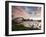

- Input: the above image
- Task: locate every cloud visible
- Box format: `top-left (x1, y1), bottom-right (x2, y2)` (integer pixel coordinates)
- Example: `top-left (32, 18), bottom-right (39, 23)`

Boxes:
top-left (12, 6), bottom-right (41, 19)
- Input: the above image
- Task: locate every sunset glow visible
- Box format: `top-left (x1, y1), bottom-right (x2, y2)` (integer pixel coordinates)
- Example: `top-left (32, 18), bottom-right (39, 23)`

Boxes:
top-left (12, 6), bottom-right (41, 19)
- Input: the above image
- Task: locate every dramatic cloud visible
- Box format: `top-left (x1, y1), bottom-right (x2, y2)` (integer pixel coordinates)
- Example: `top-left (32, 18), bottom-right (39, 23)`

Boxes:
top-left (12, 6), bottom-right (41, 19)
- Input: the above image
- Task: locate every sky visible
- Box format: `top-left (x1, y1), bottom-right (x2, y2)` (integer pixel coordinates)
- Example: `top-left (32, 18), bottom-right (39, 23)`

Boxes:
top-left (21, 6), bottom-right (41, 17)
top-left (12, 6), bottom-right (41, 19)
